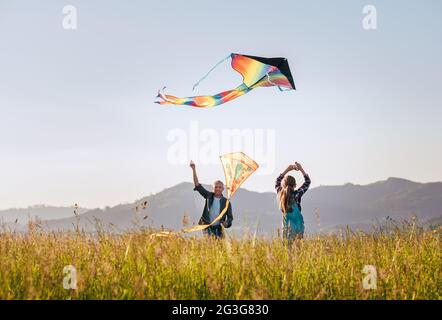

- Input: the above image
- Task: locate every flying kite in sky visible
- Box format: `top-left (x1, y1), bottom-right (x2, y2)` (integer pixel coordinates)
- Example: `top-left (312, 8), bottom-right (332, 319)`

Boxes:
top-left (151, 152), bottom-right (259, 237)
top-left (155, 53), bottom-right (296, 108)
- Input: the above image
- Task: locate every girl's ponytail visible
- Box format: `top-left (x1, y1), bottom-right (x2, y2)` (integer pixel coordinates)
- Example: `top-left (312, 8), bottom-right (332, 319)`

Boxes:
top-left (278, 175), bottom-right (296, 213)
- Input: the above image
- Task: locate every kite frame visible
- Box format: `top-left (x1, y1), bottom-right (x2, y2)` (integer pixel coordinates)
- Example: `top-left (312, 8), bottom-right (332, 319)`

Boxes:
top-left (220, 151), bottom-right (260, 200)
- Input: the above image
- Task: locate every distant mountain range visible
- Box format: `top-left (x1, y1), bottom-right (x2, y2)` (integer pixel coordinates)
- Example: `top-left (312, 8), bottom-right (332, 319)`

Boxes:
top-left (2, 177), bottom-right (441, 235)
top-left (0, 205), bottom-right (88, 225)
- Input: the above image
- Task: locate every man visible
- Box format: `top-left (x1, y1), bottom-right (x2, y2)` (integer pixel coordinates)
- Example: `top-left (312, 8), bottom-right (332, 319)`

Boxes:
top-left (190, 160), bottom-right (233, 238)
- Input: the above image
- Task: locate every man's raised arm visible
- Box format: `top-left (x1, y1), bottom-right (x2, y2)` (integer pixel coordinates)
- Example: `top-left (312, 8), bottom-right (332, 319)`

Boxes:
top-left (190, 160), bottom-right (210, 198)
top-left (190, 160), bottom-right (199, 187)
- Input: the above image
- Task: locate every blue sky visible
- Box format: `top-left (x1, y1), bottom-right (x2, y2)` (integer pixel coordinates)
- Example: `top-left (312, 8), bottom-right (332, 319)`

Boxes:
top-left (0, 0), bottom-right (441, 209)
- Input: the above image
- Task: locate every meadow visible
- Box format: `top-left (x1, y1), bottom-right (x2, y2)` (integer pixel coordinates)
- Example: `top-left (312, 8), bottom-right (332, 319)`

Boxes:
top-left (0, 223), bottom-right (440, 300)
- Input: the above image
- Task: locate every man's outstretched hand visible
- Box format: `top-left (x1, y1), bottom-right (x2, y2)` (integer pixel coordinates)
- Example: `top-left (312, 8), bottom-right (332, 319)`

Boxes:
top-left (190, 160), bottom-right (196, 170)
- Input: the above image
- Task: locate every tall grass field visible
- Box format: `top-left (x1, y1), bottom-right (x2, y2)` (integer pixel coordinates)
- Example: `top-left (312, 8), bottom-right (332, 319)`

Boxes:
top-left (0, 224), bottom-right (440, 300)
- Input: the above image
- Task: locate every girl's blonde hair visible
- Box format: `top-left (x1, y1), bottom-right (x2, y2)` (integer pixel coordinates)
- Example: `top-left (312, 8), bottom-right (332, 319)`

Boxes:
top-left (278, 175), bottom-right (296, 213)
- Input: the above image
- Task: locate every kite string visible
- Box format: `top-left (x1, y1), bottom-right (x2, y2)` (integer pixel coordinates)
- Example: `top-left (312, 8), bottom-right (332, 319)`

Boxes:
top-left (192, 54), bottom-right (231, 91)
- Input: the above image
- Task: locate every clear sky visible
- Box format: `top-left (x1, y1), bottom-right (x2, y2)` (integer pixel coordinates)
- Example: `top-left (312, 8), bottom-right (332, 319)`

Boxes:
top-left (0, 0), bottom-right (441, 209)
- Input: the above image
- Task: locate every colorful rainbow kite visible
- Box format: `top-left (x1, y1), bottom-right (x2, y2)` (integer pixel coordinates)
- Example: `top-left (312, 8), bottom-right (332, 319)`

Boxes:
top-left (155, 53), bottom-right (296, 108)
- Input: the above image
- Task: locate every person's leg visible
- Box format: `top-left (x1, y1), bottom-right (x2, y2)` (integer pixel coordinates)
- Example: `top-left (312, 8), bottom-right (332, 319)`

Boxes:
top-left (283, 214), bottom-right (293, 248)
top-left (290, 232), bottom-right (303, 250)
top-left (217, 226), bottom-right (225, 239)
top-left (212, 225), bottom-right (224, 239)
top-left (205, 226), bottom-right (222, 239)
top-left (204, 227), bottom-right (216, 238)
top-left (287, 229), bottom-right (297, 250)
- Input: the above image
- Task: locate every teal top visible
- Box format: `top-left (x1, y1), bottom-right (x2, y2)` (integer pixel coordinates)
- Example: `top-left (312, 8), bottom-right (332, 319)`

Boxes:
top-left (283, 203), bottom-right (305, 237)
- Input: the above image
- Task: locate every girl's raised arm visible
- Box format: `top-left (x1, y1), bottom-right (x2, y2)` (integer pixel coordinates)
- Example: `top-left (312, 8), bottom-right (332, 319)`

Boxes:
top-left (275, 164), bottom-right (297, 192)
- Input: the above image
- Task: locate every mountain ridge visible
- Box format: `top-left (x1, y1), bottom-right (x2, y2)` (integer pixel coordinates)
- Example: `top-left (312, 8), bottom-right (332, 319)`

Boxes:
top-left (2, 177), bottom-right (441, 234)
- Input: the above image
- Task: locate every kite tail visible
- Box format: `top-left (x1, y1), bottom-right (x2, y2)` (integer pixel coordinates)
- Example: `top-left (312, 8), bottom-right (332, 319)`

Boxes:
top-left (183, 199), bottom-right (230, 233)
top-left (192, 54), bottom-right (231, 91)
top-left (155, 87), bottom-right (169, 104)
top-left (149, 231), bottom-right (178, 239)
top-left (149, 199), bottom-right (231, 237)
top-left (155, 84), bottom-right (251, 108)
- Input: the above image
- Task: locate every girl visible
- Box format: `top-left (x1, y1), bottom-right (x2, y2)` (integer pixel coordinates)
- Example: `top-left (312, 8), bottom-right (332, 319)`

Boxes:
top-left (275, 162), bottom-right (311, 243)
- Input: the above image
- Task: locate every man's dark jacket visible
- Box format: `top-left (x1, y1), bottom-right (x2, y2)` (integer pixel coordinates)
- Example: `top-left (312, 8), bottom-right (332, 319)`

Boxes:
top-left (193, 184), bottom-right (233, 228)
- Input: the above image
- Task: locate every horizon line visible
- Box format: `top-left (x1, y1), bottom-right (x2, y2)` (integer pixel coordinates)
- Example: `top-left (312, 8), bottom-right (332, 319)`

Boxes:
top-left (1, 176), bottom-right (440, 212)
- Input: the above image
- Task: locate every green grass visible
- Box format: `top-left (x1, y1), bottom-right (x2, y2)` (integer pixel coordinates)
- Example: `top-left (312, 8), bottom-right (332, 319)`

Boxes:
top-left (0, 224), bottom-right (440, 300)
